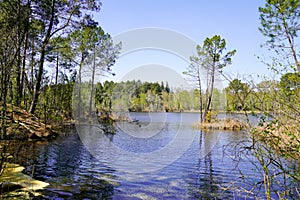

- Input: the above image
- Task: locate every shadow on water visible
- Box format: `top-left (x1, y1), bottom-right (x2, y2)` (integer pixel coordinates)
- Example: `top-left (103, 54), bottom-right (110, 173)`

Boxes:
top-left (1, 131), bottom-right (117, 199)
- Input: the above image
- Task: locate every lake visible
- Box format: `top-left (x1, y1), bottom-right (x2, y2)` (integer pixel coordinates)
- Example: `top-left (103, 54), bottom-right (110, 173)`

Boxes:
top-left (7, 112), bottom-right (300, 199)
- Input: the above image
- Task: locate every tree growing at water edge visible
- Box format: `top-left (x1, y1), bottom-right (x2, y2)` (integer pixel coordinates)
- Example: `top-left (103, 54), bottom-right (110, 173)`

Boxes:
top-left (184, 35), bottom-right (236, 122)
top-left (28, 0), bottom-right (101, 114)
top-left (203, 36), bottom-right (236, 121)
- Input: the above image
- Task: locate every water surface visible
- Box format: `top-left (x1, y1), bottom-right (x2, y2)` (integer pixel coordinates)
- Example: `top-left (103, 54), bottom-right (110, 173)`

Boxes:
top-left (8, 113), bottom-right (299, 199)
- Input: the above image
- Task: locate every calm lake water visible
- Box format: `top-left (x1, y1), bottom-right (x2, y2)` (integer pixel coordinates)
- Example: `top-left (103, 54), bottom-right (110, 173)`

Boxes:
top-left (9, 113), bottom-right (300, 199)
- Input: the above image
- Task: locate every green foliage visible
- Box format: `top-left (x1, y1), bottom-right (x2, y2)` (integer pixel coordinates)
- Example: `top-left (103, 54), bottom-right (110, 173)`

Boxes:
top-left (279, 72), bottom-right (300, 96)
top-left (0, 0), bottom-right (110, 129)
top-left (94, 80), bottom-right (218, 113)
top-left (249, 71), bottom-right (300, 197)
top-left (95, 81), bottom-right (116, 113)
top-left (224, 74), bottom-right (300, 115)
top-left (225, 79), bottom-right (252, 111)
top-left (257, 29), bottom-right (300, 185)
top-left (69, 25), bottom-right (105, 64)
top-left (37, 81), bottom-right (74, 124)
top-left (203, 35), bottom-right (236, 70)
top-left (259, 0), bottom-right (300, 73)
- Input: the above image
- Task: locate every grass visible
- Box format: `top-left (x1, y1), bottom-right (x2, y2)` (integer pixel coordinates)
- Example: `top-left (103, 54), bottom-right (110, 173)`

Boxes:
top-left (198, 118), bottom-right (249, 131)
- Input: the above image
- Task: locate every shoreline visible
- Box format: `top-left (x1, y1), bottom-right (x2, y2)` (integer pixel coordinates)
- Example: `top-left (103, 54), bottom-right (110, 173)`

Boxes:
top-left (1, 108), bottom-right (263, 141)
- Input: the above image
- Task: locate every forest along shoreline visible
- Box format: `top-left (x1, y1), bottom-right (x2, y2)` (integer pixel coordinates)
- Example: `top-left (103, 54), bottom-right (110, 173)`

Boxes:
top-left (0, 100), bottom-right (253, 141)
top-left (0, 105), bottom-right (256, 142)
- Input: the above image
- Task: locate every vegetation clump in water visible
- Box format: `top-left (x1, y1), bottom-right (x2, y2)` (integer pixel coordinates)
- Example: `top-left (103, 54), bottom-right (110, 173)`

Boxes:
top-left (198, 118), bottom-right (249, 131)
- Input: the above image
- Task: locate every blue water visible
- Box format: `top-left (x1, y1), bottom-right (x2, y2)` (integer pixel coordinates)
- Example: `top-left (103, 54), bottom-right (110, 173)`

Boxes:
top-left (15, 112), bottom-right (299, 199)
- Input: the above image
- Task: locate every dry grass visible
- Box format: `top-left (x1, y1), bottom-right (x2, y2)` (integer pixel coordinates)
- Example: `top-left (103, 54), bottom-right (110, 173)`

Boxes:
top-left (198, 118), bottom-right (249, 131)
top-left (109, 113), bottom-right (130, 121)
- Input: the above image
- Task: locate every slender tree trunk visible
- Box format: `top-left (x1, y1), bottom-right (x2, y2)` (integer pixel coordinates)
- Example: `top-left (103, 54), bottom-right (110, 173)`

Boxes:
top-left (29, 44), bottom-right (47, 114)
top-left (16, 0), bottom-right (22, 106)
top-left (16, 41), bottom-right (22, 106)
top-left (281, 13), bottom-right (300, 75)
top-left (20, 0), bottom-right (31, 104)
top-left (89, 45), bottom-right (96, 115)
top-left (30, 37), bottom-right (34, 92)
top-left (197, 67), bottom-right (203, 123)
top-left (206, 66), bottom-right (215, 115)
top-left (29, 0), bottom-right (56, 114)
top-left (203, 64), bottom-right (215, 122)
top-left (1, 71), bottom-right (9, 139)
top-left (20, 31), bottom-right (29, 106)
top-left (54, 52), bottom-right (59, 108)
top-left (203, 70), bottom-right (209, 122)
top-left (55, 52), bottom-right (59, 85)
top-left (16, 51), bottom-right (21, 106)
top-left (280, 12), bottom-right (300, 106)
top-left (76, 54), bottom-right (84, 118)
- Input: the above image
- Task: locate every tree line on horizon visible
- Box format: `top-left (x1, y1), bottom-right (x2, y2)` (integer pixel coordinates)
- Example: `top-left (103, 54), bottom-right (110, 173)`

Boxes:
top-left (92, 73), bottom-right (299, 116)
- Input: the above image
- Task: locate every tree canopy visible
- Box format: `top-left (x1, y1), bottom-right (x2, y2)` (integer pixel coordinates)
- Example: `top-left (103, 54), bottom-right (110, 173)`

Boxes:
top-left (259, 0), bottom-right (300, 74)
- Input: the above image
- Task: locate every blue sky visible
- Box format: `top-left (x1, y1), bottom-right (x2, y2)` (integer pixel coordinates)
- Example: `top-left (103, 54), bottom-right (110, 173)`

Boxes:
top-left (93, 0), bottom-right (273, 85)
